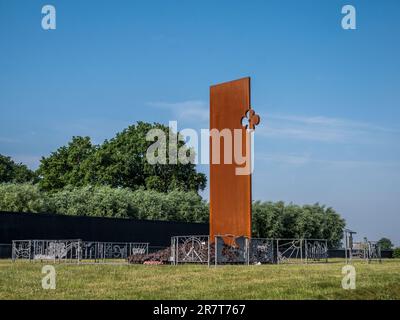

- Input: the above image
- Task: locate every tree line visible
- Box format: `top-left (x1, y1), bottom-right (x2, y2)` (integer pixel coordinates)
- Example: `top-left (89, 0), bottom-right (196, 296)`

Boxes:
top-left (0, 121), bottom-right (347, 247)
top-left (0, 183), bottom-right (345, 247)
top-left (0, 122), bottom-right (206, 193)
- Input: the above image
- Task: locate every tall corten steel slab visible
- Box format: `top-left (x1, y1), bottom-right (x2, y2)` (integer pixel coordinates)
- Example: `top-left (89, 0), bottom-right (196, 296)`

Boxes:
top-left (209, 77), bottom-right (260, 242)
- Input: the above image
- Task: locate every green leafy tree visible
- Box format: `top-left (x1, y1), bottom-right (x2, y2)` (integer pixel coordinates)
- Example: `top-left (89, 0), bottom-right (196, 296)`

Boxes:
top-left (0, 184), bottom-right (209, 222)
top-left (252, 201), bottom-right (284, 238)
top-left (46, 185), bottom-right (139, 218)
top-left (0, 185), bottom-right (345, 246)
top-left (320, 207), bottom-right (346, 248)
top-left (37, 136), bottom-right (96, 191)
top-left (251, 201), bottom-right (345, 247)
top-left (377, 237), bottom-right (394, 250)
top-left (83, 122), bottom-right (206, 192)
top-left (37, 122), bottom-right (206, 193)
top-left (0, 154), bottom-right (37, 183)
top-left (0, 183), bottom-right (48, 213)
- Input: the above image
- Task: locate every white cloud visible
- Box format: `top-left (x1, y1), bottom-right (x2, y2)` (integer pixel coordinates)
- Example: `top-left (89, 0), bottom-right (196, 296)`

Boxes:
top-left (147, 100), bottom-right (209, 122)
top-left (146, 101), bottom-right (399, 145)
top-left (258, 113), bottom-right (399, 143)
top-left (257, 153), bottom-right (311, 166)
top-left (268, 114), bottom-right (398, 133)
top-left (257, 152), bottom-right (400, 169)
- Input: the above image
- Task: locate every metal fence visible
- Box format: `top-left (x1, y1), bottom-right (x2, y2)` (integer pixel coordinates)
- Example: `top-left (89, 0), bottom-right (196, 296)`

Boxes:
top-left (249, 238), bottom-right (275, 264)
top-left (214, 235), bottom-right (250, 265)
top-left (366, 241), bottom-right (382, 263)
top-left (276, 239), bottom-right (304, 264)
top-left (304, 239), bottom-right (328, 263)
top-left (344, 238), bottom-right (382, 263)
top-left (250, 238), bottom-right (328, 264)
top-left (80, 241), bottom-right (149, 262)
top-left (170, 236), bottom-right (330, 265)
top-left (171, 235), bottom-right (210, 265)
top-left (12, 239), bottom-right (148, 264)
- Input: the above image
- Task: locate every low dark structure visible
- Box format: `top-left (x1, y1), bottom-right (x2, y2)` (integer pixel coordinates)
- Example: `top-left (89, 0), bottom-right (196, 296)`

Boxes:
top-left (0, 211), bottom-right (208, 258)
top-left (328, 248), bottom-right (393, 259)
top-left (0, 211), bottom-right (394, 260)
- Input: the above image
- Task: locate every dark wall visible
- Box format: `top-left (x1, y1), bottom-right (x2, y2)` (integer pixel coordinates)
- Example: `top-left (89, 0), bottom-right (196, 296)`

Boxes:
top-left (0, 244), bottom-right (11, 259)
top-left (1, 212), bottom-right (394, 259)
top-left (328, 249), bottom-right (393, 259)
top-left (0, 211), bottom-right (208, 248)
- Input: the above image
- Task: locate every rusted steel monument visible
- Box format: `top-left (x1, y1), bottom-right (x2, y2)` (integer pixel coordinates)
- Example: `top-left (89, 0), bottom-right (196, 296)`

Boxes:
top-left (209, 77), bottom-right (260, 242)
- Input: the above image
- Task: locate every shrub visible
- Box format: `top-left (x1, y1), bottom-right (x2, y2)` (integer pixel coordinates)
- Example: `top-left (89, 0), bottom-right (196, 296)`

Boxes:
top-left (0, 183), bottom-right (209, 222)
top-left (0, 183), bottom-right (48, 213)
top-left (0, 184), bottom-right (345, 245)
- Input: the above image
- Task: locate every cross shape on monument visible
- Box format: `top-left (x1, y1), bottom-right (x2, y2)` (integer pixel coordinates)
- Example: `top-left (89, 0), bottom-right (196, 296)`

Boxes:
top-left (241, 109), bottom-right (260, 130)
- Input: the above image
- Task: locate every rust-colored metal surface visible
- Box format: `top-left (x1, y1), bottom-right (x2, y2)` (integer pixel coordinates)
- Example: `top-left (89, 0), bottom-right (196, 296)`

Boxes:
top-left (209, 77), bottom-right (260, 242)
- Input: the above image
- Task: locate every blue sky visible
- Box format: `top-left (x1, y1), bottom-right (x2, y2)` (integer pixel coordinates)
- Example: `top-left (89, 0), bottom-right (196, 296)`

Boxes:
top-left (1, 0), bottom-right (399, 244)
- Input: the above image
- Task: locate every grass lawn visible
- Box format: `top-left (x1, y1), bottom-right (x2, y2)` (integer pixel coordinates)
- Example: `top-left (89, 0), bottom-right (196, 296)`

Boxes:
top-left (0, 259), bottom-right (399, 299)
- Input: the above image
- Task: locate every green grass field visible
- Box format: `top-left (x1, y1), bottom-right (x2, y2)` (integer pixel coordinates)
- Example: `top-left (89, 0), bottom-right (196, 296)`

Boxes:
top-left (1, 259), bottom-right (399, 300)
